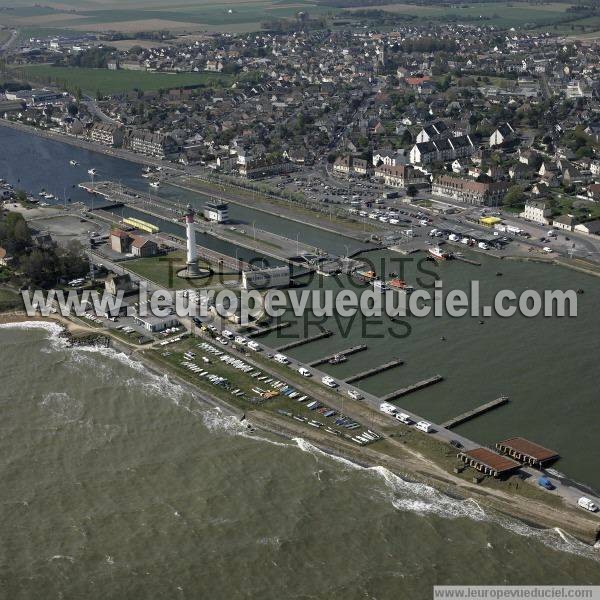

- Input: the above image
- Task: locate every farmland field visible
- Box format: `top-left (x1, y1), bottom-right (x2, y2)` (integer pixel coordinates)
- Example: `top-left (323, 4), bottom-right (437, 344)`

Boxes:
top-left (345, 1), bottom-right (589, 30)
top-left (0, 0), bottom-right (594, 34)
top-left (0, 0), bottom-right (336, 33)
top-left (10, 65), bottom-right (235, 96)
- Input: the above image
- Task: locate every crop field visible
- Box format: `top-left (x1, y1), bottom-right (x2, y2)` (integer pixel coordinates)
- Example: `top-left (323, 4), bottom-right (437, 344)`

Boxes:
top-left (10, 65), bottom-right (235, 96)
top-left (345, 1), bottom-right (592, 30)
top-left (0, 0), bottom-right (335, 34)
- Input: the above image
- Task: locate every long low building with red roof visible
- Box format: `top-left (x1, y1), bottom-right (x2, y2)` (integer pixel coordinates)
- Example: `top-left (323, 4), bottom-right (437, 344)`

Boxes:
top-left (457, 448), bottom-right (521, 478)
top-left (495, 437), bottom-right (559, 468)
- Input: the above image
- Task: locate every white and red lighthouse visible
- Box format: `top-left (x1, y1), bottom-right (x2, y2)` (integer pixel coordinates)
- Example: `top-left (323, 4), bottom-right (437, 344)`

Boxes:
top-left (184, 204), bottom-right (199, 276)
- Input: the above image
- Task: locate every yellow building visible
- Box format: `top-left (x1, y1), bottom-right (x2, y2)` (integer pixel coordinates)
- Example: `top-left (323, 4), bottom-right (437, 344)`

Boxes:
top-left (480, 216), bottom-right (502, 228)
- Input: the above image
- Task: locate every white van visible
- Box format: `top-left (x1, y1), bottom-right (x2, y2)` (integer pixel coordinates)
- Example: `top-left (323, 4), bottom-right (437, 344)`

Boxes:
top-left (578, 497), bottom-right (598, 512)
top-left (347, 389), bottom-right (363, 400)
top-left (395, 412), bottom-right (412, 425)
top-left (415, 420), bottom-right (433, 433)
top-left (542, 246), bottom-right (552, 253)
top-left (298, 367), bottom-right (312, 377)
top-left (221, 330), bottom-right (234, 340)
top-left (321, 376), bottom-right (338, 388)
top-left (247, 341), bottom-right (261, 351)
top-left (478, 242), bottom-right (489, 250)
top-left (274, 354), bottom-right (290, 365)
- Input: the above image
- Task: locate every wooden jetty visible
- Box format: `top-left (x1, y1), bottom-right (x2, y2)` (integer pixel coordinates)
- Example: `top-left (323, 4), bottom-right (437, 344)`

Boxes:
top-left (380, 375), bottom-right (443, 402)
top-left (345, 358), bottom-right (404, 384)
top-left (309, 344), bottom-right (367, 367)
top-left (441, 396), bottom-right (509, 429)
top-left (276, 329), bottom-right (333, 352)
top-left (247, 322), bottom-right (292, 338)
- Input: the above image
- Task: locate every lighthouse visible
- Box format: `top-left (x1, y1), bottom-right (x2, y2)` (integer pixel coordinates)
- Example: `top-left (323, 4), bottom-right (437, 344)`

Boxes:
top-left (184, 203), bottom-right (200, 276)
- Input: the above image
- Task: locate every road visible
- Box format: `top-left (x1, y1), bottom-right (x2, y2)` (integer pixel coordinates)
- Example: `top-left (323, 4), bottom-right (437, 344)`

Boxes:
top-left (82, 97), bottom-right (118, 125)
top-left (0, 29), bottom-right (18, 53)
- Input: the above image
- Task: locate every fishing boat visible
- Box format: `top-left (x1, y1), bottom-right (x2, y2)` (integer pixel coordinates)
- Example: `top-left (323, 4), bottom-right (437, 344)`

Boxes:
top-left (428, 246), bottom-right (452, 260)
top-left (355, 269), bottom-right (377, 281)
top-left (328, 354), bottom-right (347, 365)
top-left (69, 160), bottom-right (79, 166)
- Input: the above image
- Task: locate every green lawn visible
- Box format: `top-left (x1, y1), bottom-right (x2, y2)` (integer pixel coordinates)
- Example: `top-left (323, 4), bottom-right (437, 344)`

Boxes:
top-left (11, 65), bottom-right (235, 96)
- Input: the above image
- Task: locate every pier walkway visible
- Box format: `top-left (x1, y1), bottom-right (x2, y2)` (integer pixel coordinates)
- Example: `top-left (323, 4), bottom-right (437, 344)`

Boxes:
top-left (441, 396), bottom-right (509, 429)
top-left (380, 375), bottom-right (444, 402)
top-left (345, 358), bottom-right (404, 384)
top-left (247, 322), bottom-right (292, 338)
top-left (275, 330), bottom-right (333, 352)
top-left (309, 345), bottom-right (367, 367)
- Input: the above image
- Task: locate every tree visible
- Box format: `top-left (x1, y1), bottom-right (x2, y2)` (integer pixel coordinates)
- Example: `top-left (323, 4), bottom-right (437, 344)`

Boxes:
top-left (406, 185), bottom-right (418, 198)
top-left (503, 186), bottom-right (526, 209)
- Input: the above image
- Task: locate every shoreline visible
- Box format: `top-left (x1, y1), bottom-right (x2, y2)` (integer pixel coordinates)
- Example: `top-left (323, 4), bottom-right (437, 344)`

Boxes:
top-left (2, 311), bottom-right (599, 548)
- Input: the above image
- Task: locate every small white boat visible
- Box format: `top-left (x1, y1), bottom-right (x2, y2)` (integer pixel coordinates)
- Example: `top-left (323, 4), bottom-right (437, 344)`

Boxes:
top-left (87, 168), bottom-right (98, 176)
top-left (428, 246), bottom-right (451, 260)
top-left (69, 160), bottom-right (79, 166)
top-left (149, 181), bottom-right (160, 189)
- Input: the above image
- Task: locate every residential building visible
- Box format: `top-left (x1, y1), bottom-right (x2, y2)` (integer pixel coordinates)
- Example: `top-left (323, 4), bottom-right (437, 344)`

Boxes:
top-left (409, 135), bottom-right (474, 165)
top-left (374, 164), bottom-right (428, 188)
top-left (415, 120), bottom-right (448, 143)
top-left (432, 174), bottom-right (510, 206)
top-left (520, 199), bottom-right (552, 224)
top-left (126, 129), bottom-right (177, 158)
top-left (489, 123), bottom-right (515, 147)
top-left (90, 123), bottom-right (125, 148)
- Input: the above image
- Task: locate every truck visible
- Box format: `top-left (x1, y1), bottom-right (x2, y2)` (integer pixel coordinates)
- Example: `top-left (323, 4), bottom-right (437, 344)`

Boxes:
top-left (506, 225), bottom-right (522, 235)
top-left (494, 223), bottom-right (508, 233)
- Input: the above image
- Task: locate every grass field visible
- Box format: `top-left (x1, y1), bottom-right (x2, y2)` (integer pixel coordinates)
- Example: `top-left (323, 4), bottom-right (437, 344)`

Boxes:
top-left (346, 1), bottom-right (591, 30)
top-left (0, 0), bottom-right (335, 33)
top-left (11, 65), bottom-right (235, 96)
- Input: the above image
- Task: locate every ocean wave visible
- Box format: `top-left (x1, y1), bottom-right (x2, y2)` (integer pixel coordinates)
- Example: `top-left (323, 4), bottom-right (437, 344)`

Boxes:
top-left (202, 408), bottom-right (289, 447)
top-left (289, 438), bottom-right (600, 562)
top-left (0, 320), bottom-right (69, 350)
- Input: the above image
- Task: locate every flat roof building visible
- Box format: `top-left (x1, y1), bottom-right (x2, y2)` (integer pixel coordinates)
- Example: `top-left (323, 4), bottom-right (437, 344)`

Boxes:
top-left (495, 437), bottom-right (559, 468)
top-left (457, 448), bottom-right (521, 478)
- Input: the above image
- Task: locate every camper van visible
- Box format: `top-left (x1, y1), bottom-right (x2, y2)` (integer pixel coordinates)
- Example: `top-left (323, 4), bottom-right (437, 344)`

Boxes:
top-left (395, 412), bottom-right (412, 425)
top-left (578, 497), bottom-right (598, 512)
top-left (298, 367), bottom-right (312, 377)
top-left (379, 402), bottom-right (398, 416)
top-left (415, 420), bottom-right (433, 433)
top-left (274, 354), bottom-right (290, 365)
